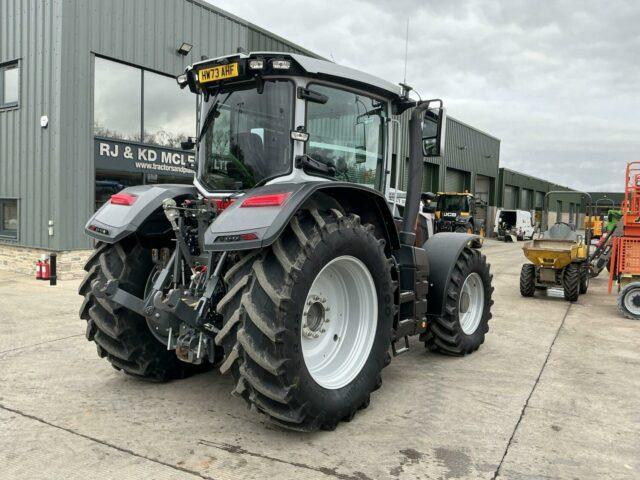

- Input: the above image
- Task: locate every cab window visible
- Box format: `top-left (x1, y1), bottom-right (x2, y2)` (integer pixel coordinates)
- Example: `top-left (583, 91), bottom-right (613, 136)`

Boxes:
top-left (306, 84), bottom-right (386, 190)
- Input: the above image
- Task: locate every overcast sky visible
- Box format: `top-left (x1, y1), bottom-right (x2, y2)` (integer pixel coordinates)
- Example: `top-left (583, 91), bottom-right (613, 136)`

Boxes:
top-left (209, 0), bottom-right (640, 191)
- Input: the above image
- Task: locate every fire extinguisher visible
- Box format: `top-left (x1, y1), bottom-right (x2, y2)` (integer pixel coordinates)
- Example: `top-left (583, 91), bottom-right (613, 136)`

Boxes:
top-left (36, 260), bottom-right (43, 280)
top-left (42, 260), bottom-right (50, 281)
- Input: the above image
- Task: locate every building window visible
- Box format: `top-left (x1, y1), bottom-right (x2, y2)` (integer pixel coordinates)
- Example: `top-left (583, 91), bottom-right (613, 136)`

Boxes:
top-left (93, 56), bottom-right (195, 147)
top-left (0, 61), bottom-right (20, 109)
top-left (0, 199), bottom-right (18, 239)
top-left (95, 174), bottom-right (141, 211)
top-left (143, 70), bottom-right (196, 147)
top-left (94, 57), bottom-right (142, 141)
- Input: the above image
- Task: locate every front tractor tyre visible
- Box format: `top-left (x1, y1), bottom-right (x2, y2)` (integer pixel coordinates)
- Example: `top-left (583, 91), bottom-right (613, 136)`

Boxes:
top-left (520, 264), bottom-right (536, 297)
top-left (424, 247), bottom-right (494, 355)
top-left (79, 239), bottom-right (208, 381)
top-left (216, 208), bottom-right (394, 431)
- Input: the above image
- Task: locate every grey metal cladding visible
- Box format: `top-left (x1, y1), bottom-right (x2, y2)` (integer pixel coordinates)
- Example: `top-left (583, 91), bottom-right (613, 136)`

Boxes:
top-left (395, 114), bottom-right (500, 195)
top-left (0, 0), bottom-right (317, 251)
top-left (0, 0), bottom-right (64, 249)
top-left (497, 168), bottom-right (579, 210)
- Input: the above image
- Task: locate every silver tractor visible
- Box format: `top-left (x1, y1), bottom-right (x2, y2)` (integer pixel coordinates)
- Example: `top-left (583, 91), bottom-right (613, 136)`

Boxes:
top-left (79, 52), bottom-right (493, 431)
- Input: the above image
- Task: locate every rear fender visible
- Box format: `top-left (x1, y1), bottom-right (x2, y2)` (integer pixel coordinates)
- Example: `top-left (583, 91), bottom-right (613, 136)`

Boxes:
top-left (204, 182), bottom-right (400, 252)
top-left (85, 184), bottom-right (198, 243)
top-left (423, 232), bottom-right (482, 317)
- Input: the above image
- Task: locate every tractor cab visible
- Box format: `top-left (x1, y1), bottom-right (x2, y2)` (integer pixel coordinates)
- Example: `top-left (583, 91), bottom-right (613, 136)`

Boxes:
top-left (177, 52), bottom-right (445, 228)
top-left (434, 192), bottom-right (481, 234)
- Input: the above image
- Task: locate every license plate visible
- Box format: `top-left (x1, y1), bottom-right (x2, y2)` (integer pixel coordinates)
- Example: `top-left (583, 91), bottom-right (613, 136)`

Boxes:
top-left (198, 63), bottom-right (239, 83)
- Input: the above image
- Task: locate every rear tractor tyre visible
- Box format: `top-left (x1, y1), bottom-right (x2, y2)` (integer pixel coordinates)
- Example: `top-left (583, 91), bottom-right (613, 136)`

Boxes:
top-left (79, 239), bottom-right (209, 381)
top-left (562, 263), bottom-right (580, 302)
top-left (579, 266), bottom-right (589, 294)
top-left (617, 282), bottom-right (640, 320)
top-left (424, 247), bottom-right (494, 355)
top-left (216, 208), bottom-right (394, 431)
top-left (520, 264), bottom-right (536, 297)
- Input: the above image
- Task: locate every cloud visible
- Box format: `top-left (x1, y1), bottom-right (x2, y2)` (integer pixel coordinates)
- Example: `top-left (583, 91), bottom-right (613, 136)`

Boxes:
top-left (207, 0), bottom-right (640, 191)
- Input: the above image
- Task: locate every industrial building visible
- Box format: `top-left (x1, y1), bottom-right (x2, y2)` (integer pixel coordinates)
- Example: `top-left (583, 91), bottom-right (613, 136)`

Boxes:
top-left (396, 116), bottom-right (500, 205)
top-left (497, 168), bottom-right (588, 226)
top-left (0, 0), bottom-right (317, 276)
top-left (0, 0), bottom-right (613, 278)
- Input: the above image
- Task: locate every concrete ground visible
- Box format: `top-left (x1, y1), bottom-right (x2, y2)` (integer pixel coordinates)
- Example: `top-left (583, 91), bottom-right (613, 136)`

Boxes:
top-left (1, 240), bottom-right (638, 480)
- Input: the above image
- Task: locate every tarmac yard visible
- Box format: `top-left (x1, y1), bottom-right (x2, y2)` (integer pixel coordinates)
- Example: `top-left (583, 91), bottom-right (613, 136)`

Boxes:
top-left (1, 239), bottom-right (639, 480)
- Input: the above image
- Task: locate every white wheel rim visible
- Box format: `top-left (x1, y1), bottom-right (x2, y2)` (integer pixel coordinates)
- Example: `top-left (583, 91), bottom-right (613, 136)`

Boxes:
top-left (459, 272), bottom-right (485, 335)
top-left (623, 288), bottom-right (640, 315)
top-left (301, 255), bottom-right (378, 390)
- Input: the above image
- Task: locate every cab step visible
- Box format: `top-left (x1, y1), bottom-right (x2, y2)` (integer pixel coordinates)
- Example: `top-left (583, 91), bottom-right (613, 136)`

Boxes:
top-left (391, 336), bottom-right (410, 356)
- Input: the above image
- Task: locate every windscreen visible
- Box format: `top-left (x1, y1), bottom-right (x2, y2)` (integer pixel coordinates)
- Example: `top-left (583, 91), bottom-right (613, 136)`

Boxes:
top-left (438, 195), bottom-right (469, 213)
top-left (198, 80), bottom-right (294, 191)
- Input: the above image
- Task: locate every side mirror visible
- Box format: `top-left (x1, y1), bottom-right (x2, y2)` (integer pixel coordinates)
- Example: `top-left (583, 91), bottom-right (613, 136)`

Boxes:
top-left (422, 105), bottom-right (446, 157)
top-left (181, 137), bottom-right (196, 151)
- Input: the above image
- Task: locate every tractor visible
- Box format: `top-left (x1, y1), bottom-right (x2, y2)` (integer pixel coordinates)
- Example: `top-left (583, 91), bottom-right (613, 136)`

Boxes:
top-left (79, 52), bottom-right (494, 431)
top-left (434, 192), bottom-right (485, 235)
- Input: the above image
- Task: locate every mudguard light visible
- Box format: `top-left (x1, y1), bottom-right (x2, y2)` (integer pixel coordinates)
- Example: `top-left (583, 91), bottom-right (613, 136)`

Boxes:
top-left (241, 192), bottom-right (290, 208)
top-left (110, 193), bottom-right (138, 206)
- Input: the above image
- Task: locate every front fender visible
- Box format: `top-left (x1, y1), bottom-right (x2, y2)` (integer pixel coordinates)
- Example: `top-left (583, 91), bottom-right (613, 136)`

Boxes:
top-left (423, 232), bottom-right (482, 317)
top-left (85, 184), bottom-right (197, 243)
top-left (204, 182), bottom-right (399, 251)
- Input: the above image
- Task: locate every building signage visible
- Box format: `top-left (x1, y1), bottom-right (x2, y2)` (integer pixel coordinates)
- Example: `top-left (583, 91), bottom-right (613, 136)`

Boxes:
top-left (94, 137), bottom-right (195, 177)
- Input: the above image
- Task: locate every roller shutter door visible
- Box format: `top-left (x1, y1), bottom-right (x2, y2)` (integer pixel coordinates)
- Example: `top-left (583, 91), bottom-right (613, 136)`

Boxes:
top-left (504, 186), bottom-right (516, 209)
top-left (535, 191), bottom-right (544, 209)
top-left (422, 162), bottom-right (439, 193)
top-left (445, 168), bottom-right (466, 192)
top-left (521, 189), bottom-right (532, 210)
top-left (475, 175), bottom-right (491, 205)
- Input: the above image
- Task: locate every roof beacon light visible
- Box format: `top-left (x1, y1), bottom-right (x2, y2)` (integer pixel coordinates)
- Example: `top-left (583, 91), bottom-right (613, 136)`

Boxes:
top-left (248, 59), bottom-right (265, 70)
top-left (271, 59), bottom-right (291, 70)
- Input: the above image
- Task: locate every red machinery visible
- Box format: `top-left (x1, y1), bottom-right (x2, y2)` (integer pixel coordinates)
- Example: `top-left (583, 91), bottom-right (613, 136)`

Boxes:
top-left (608, 161), bottom-right (640, 319)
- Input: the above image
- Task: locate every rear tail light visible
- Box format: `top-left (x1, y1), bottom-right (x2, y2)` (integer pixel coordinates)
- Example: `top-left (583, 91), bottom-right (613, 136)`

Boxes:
top-left (241, 193), bottom-right (290, 208)
top-left (110, 193), bottom-right (138, 206)
top-left (213, 198), bottom-right (236, 211)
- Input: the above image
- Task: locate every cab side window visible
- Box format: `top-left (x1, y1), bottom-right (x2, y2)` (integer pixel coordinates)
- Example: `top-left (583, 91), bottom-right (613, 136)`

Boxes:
top-left (306, 84), bottom-right (387, 190)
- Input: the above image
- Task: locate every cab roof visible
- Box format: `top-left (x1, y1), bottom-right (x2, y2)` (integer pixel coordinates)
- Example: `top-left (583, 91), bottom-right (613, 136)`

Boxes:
top-left (188, 51), bottom-right (403, 101)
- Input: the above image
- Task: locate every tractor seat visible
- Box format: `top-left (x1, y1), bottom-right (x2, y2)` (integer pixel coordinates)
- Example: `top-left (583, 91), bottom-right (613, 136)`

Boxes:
top-left (543, 223), bottom-right (578, 241)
